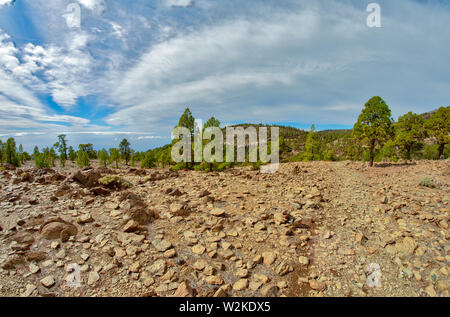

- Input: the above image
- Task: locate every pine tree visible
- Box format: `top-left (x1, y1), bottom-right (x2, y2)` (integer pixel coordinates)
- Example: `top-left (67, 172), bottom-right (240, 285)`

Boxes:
top-left (98, 149), bottom-right (109, 167)
top-left (119, 139), bottom-right (131, 165)
top-left (395, 112), bottom-right (426, 160)
top-left (424, 106), bottom-right (449, 159)
top-left (304, 125), bottom-right (321, 161)
top-left (5, 138), bottom-right (20, 167)
top-left (109, 148), bottom-right (120, 168)
top-left (76, 150), bottom-right (90, 168)
top-left (353, 96), bottom-right (394, 166)
top-left (54, 134), bottom-right (68, 160)
top-left (68, 146), bottom-right (77, 162)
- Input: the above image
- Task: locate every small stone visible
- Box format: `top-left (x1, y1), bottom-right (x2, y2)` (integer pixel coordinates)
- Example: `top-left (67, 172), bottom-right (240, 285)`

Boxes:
top-left (164, 249), bottom-right (177, 258)
top-left (210, 208), bottom-right (226, 217)
top-left (249, 280), bottom-right (263, 291)
top-left (192, 244), bottom-right (206, 255)
top-left (254, 273), bottom-right (270, 284)
top-left (193, 259), bottom-right (208, 271)
top-left (88, 271), bottom-right (100, 286)
top-left (205, 275), bottom-right (224, 285)
top-left (309, 280), bottom-right (326, 291)
top-left (29, 263), bottom-right (40, 274)
top-left (147, 259), bottom-right (166, 276)
top-left (21, 284), bottom-right (36, 297)
top-left (153, 239), bottom-right (172, 252)
top-left (261, 284), bottom-right (280, 297)
top-left (123, 220), bottom-right (140, 233)
top-left (77, 213), bottom-right (94, 224)
top-left (298, 256), bottom-right (309, 266)
top-left (275, 262), bottom-right (290, 276)
top-left (262, 252), bottom-right (277, 265)
top-left (40, 276), bottom-right (55, 288)
top-left (213, 288), bottom-right (228, 297)
top-left (236, 268), bottom-right (248, 278)
top-left (233, 279), bottom-right (248, 291)
top-left (80, 253), bottom-right (90, 261)
top-left (130, 261), bottom-right (141, 273)
top-left (174, 282), bottom-right (194, 297)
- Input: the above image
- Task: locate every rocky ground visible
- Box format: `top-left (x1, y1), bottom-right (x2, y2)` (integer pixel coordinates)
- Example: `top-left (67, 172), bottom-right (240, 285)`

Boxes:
top-left (0, 160), bottom-right (448, 297)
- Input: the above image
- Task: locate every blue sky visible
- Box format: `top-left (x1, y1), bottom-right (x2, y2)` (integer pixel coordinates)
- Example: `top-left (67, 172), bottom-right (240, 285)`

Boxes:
top-left (0, 0), bottom-right (449, 152)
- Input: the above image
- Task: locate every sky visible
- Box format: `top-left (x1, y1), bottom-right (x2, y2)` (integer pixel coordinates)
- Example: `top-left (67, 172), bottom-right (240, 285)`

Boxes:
top-left (0, 0), bottom-right (449, 152)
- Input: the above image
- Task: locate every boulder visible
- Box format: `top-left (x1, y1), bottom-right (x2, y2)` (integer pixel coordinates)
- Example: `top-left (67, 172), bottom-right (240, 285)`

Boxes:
top-left (40, 218), bottom-right (78, 241)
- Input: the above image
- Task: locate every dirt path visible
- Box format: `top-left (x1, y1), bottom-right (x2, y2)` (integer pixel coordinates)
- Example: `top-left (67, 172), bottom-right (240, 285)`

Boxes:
top-left (308, 161), bottom-right (448, 297)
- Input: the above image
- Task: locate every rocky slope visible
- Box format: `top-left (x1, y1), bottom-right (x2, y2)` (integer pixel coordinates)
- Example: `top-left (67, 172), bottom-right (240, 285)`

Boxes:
top-left (0, 160), bottom-right (448, 297)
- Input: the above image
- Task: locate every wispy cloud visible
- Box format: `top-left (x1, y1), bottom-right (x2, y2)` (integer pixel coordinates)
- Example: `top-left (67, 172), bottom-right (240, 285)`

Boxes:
top-left (0, 0), bottom-right (449, 151)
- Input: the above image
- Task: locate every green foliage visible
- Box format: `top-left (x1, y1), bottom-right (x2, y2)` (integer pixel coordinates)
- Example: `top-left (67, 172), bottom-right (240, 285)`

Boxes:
top-left (22, 152), bottom-right (31, 161)
top-left (353, 96), bottom-right (394, 166)
top-left (59, 153), bottom-right (66, 167)
top-left (54, 134), bottom-right (68, 161)
top-left (424, 106), bottom-right (450, 158)
top-left (395, 112), bottom-right (426, 160)
top-left (141, 151), bottom-right (156, 168)
top-left (76, 150), bottom-right (90, 168)
top-left (48, 148), bottom-right (57, 167)
top-left (170, 162), bottom-right (187, 171)
top-left (130, 152), bottom-right (140, 167)
top-left (109, 148), bottom-right (120, 168)
top-left (79, 144), bottom-right (97, 159)
top-left (324, 150), bottom-right (337, 161)
top-left (419, 177), bottom-right (436, 188)
top-left (0, 139), bottom-right (3, 163)
top-left (18, 144), bottom-right (24, 164)
top-left (33, 146), bottom-right (39, 158)
top-left (98, 149), bottom-right (109, 167)
top-left (98, 175), bottom-right (131, 188)
top-left (5, 138), bottom-right (20, 167)
top-left (34, 153), bottom-right (51, 168)
top-left (68, 146), bottom-right (77, 162)
top-left (119, 138), bottom-right (132, 165)
top-left (423, 144), bottom-right (439, 160)
top-left (279, 136), bottom-right (291, 154)
top-left (154, 145), bottom-right (172, 167)
top-left (304, 125), bottom-right (322, 161)
top-left (178, 107), bottom-right (195, 136)
top-left (377, 139), bottom-right (398, 162)
top-left (204, 117), bottom-right (220, 130)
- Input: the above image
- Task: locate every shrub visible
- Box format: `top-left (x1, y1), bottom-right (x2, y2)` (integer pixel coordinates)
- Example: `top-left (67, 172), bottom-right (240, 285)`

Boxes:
top-left (99, 175), bottom-right (131, 189)
top-left (423, 144), bottom-right (439, 160)
top-left (141, 152), bottom-right (156, 169)
top-left (419, 177), bottom-right (436, 188)
top-left (34, 153), bottom-right (51, 168)
top-left (170, 162), bottom-right (187, 171)
top-left (324, 150), bottom-right (337, 161)
top-left (76, 150), bottom-right (90, 168)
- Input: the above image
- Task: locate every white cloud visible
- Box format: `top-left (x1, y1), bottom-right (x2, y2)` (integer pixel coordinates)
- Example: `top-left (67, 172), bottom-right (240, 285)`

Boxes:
top-left (108, 0), bottom-right (450, 132)
top-left (110, 22), bottom-right (127, 38)
top-left (0, 28), bottom-right (94, 107)
top-left (0, 0), bottom-right (13, 7)
top-left (165, 0), bottom-right (194, 8)
top-left (77, 0), bottom-right (105, 13)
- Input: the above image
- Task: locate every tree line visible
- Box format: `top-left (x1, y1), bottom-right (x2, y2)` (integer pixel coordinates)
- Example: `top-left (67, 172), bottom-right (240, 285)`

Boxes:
top-left (0, 97), bottom-right (448, 170)
top-left (289, 97), bottom-right (449, 166)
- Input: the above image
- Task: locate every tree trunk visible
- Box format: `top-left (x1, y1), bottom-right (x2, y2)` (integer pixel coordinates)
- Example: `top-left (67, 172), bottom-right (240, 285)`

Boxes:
top-left (369, 139), bottom-right (375, 167)
top-left (438, 143), bottom-right (445, 159)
